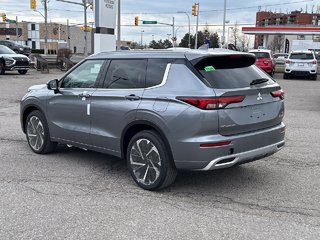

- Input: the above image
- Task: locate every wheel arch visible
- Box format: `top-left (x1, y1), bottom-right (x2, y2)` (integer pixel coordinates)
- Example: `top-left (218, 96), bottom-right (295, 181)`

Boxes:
top-left (121, 120), bottom-right (175, 166)
top-left (22, 105), bottom-right (45, 133)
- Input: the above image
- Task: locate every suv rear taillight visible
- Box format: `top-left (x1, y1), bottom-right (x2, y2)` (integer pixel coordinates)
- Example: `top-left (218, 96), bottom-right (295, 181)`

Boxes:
top-left (177, 96), bottom-right (245, 110)
top-left (285, 60), bottom-right (291, 64)
top-left (271, 89), bottom-right (284, 100)
top-left (312, 60), bottom-right (317, 64)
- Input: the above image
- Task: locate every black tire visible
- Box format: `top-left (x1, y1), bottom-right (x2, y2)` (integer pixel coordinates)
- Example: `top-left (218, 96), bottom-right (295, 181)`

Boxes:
top-left (126, 130), bottom-right (177, 190)
top-left (0, 60), bottom-right (5, 75)
top-left (310, 74), bottom-right (317, 81)
top-left (283, 73), bottom-right (289, 79)
top-left (18, 70), bottom-right (28, 75)
top-left (270, 68), bottom-right (275, 77)
top-left (25, 110), bottom-right (57, 154)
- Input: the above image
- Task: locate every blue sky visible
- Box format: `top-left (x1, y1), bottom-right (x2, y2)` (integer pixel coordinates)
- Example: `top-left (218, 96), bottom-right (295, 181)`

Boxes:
top-left (0, 0), bottom-right (318, 44)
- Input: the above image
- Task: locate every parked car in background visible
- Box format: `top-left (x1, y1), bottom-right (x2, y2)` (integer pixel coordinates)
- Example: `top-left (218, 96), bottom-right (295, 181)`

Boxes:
top-left (273, 53), bottom-right (289, 64)
top-left (284, 50), bottom-right (318, 80)
top-left (0, 45), bottom-right (30, 75)
top-left (20, 50), bottom-right (285, 190)
top-left (0, 40), bottom-right (31, 56)
top-left (249, 49), bottom-right (275, 76)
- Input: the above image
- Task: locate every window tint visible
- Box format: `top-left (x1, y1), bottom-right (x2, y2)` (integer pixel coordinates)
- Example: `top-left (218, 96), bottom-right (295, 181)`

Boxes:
top-left (250, 52), bottom-right (270, 58)
top-left (290, 53), bottom-right (314, 60)
top-left (197, 65), bottom-right (273, 89)
top-left (61, 60), bottom-right (104, 88)
top-left (103, 59), bottom-right (146, 89)
top-left (146, 59), bottom-right (169, 87)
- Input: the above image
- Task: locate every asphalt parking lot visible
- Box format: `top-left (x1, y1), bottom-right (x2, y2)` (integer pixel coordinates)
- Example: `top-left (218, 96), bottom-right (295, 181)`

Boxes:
top-left (0, 69), bottom-right (320, 239)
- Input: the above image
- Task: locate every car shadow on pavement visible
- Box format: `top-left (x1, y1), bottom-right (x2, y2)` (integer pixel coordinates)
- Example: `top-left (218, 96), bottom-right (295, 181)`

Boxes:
top-left (52, 144), bottom-right (272, 194)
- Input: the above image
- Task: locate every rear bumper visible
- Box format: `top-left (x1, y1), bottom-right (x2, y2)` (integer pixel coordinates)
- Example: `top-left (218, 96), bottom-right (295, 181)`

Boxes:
top-left (200, 140), bottom-right (284, 170)
top-left (173, 122), bottom-right (285, 170)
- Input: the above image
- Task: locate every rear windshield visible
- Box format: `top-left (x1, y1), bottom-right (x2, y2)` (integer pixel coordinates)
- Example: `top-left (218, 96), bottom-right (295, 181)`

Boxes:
top-left (290, 53), bottom-right (314, 60)
top-left (250, 52), bottom-right (270, 58)
top-left (196, 65), bottom-right (273, 89)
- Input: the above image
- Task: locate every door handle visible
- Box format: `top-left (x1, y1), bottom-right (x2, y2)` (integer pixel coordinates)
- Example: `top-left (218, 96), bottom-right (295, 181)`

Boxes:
top-left (125, 94), bottom-right (140, 101)
top-left (78, 92), bottom-right (90, 98)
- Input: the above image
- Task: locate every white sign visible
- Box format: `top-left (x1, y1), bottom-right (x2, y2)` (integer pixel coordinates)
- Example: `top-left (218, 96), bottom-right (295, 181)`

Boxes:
top-left (95, 0), bottom-right (117, 29)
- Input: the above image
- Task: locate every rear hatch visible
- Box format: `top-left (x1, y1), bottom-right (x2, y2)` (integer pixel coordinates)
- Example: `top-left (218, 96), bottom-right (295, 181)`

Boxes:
top-left (251, 51), bottom-right (272, 68)
top-left (189, 53), bottom-right (284, 136)
top-left (287, 52), bottom-right (316, 71)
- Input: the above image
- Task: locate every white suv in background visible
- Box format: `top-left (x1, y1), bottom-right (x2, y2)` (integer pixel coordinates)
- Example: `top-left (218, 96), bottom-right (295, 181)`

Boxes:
top-left (284, 50), bottom-right (318, 80)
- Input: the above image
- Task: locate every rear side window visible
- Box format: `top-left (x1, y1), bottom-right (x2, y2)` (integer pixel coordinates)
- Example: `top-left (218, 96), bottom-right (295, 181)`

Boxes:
top-left (193, 55), bottom-right (273, 89)
top-left (146, 59), bottom-right (169, 88)
top-left (290, 53), bottom-right (314, 60)
top-left (103, 59), bottom-right (146, 89)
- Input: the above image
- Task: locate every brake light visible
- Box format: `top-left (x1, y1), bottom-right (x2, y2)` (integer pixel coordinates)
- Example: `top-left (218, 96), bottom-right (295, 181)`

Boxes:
top-left (312, 60), bottom-right (317, 64)
top-left (271, 89), bottom-right (284, 100)
top-left (285, 60), bottom-right (291, 64)
top-left (177, 96), bottom-right (245, 110)
top-left (200, 141), bottom-right (231, 148)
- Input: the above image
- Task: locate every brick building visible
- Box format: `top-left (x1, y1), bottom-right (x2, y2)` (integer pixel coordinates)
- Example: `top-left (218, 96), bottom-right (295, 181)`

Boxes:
top-left (253, 11), bottom-right (320, 49)
top-left (0, 21), bottom-right (92, 54)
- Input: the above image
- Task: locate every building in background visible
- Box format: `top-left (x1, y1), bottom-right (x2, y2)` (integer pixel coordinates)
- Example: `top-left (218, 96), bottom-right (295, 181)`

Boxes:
top-left (0, 21), bottom-right (92, 54)
top-left (243, 10), bottom-right (320, 52)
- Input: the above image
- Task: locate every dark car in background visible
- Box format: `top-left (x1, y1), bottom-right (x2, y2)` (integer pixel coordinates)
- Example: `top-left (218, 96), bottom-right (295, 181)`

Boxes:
top-left (0, 45), bottom-right (30, 75)
top-left (0, 40), bottom-right (31, 56)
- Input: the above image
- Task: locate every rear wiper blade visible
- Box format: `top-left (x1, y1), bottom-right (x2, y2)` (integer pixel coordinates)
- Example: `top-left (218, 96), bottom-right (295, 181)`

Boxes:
top-left (250, 78), bottom-right (269, 86)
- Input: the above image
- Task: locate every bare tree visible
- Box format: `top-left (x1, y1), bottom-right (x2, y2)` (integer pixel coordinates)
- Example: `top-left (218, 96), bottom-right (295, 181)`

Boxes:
top-left (268, 35), bottom-right (285, 52)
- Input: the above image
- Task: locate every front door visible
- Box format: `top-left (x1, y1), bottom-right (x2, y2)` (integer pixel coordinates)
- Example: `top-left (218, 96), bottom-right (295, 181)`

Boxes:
top-left (90, 59), bottom-right (147, 155)
top-left (47, 59), bottom-right (105, 147)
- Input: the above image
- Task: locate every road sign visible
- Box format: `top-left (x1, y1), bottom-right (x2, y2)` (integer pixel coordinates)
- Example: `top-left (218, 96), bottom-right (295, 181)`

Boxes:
top-left (7, 19), bottom-right (16, 24)
top-left (142, 21), bottom-right (157, 24)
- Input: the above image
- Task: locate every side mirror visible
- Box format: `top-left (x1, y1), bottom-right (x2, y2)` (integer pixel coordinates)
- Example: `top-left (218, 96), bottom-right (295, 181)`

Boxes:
top-left (47, 79), bottom-right (59, 94)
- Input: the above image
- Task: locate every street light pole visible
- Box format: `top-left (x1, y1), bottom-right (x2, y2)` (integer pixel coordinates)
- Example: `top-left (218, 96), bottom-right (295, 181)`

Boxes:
top-left (222, 0), bottom-right (227, 47)
top-left (177, 11), bottom-right (191, 48)
top-left (140, 30), bottom-right (144, 49)
top-left (195, 3), bottom-right (199, 49)
top-left (227, 26), bottom-right (234, 49)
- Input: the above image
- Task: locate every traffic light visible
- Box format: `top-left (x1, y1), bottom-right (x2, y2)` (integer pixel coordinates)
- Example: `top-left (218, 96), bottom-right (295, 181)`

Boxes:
top-left (192, 3), bottom-right (197, 16)
top-left (134, 16), bottom-right (139, 26)
top-left (1, 13), bottom-right (6, 23)
top-left (30, 0), bottom-right (36, 10)
top-left (89, 2), bottom-right (93, 11)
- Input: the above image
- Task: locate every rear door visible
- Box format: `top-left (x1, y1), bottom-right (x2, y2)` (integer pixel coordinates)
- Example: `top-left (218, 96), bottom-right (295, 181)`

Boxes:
top-left (191, 54), bottom-right (284, 136)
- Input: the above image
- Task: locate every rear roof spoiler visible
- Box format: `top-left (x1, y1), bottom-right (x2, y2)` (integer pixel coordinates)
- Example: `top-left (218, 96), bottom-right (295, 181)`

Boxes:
top-left (188, 52), bottom-right (256, 70)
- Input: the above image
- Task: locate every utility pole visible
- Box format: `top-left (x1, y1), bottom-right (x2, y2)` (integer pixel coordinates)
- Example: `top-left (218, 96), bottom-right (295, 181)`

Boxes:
top-left (56, 0), bottom-right (89, 56)
top-left (117, 0), bottom-right (121, 50)
top-left (15, 16), bottom-right (18, 42)
top-left (195, 3), bottom-right (199, 49)
top-left (83, 0), bottom-right (88, 56)
top-left (44, 0), bottom-right (48, 54)
top-left (67, 19), bottom-right (70, 49)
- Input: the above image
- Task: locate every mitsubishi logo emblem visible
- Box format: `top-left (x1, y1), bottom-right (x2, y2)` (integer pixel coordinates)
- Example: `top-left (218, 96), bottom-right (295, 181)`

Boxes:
top-left (257, 93), bottom-right (263, 101)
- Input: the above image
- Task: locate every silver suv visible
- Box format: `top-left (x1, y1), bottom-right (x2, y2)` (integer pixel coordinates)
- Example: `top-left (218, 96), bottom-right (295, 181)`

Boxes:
top-left (284, 50), bottom-right (318, 80)
top-left (20, 50), bottom-right (285, 190)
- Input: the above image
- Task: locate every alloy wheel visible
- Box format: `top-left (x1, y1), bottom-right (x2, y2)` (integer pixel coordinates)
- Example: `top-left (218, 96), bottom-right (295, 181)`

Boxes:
top-left (26, 116), bottom-right (45, 151)
top-left (129, 138), bottom-right (161, 186)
